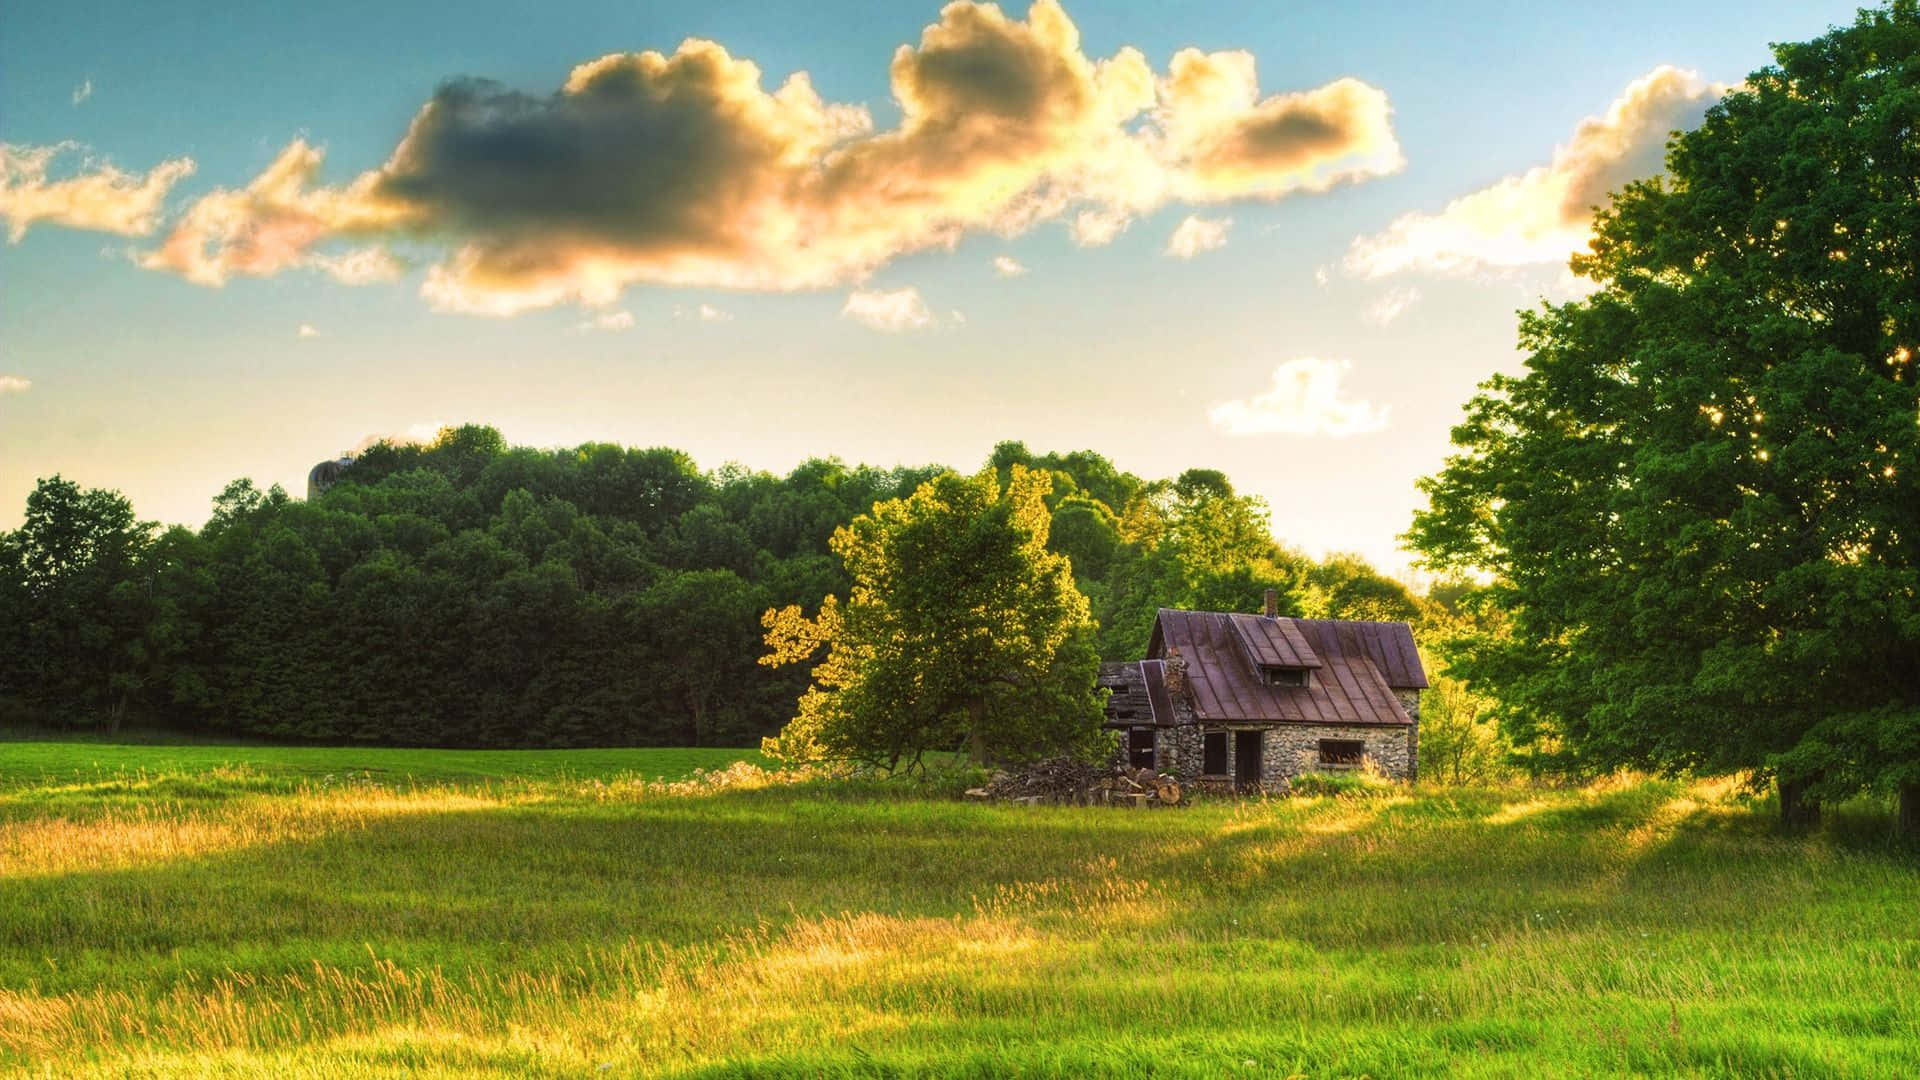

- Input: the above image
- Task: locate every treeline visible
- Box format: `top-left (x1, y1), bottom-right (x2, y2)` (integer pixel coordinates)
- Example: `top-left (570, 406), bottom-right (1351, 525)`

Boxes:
top-left (0, 426), bottom-right (1435, 748)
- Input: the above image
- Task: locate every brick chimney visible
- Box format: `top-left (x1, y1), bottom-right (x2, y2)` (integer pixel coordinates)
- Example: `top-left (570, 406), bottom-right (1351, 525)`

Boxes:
top-left (1263, 588), bottom-right (1279, 619)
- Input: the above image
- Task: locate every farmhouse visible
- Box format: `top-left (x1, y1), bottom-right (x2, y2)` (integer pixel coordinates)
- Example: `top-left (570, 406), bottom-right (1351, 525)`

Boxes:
top-left (1098, 593), bottom-right (1426, 792)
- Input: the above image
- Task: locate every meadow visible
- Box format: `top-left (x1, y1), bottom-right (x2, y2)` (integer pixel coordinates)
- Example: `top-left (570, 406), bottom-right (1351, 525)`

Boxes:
top-left (0, 738), bottom-right (1915, 1078)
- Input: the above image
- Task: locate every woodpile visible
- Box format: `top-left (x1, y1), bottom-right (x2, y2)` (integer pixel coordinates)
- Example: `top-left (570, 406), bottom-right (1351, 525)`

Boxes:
top-left (964, 758), bottom-right (1183, 808)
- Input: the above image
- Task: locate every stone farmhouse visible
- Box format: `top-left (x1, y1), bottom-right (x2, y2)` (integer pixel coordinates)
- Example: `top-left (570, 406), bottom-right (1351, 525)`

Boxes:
top-left (1097, 593), bottom-right (1426, 792)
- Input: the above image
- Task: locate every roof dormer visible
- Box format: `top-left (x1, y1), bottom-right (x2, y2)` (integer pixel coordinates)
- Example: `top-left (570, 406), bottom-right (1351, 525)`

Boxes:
top-left (1226, 612), bottom-right (1321, 689)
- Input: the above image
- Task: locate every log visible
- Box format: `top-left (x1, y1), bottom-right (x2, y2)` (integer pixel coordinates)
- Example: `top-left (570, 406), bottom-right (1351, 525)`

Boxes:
top-left (1156, 780), bottom-right (1181, 805)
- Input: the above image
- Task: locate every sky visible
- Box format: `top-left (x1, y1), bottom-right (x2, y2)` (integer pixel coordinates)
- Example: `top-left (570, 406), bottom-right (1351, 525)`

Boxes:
top-left (0, 0), bottom-right (1870, 577)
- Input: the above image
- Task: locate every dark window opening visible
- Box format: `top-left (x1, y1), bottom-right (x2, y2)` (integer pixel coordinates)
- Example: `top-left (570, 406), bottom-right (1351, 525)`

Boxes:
top-left (1127, 728), bottom-right (1156, 769)
top-left (1263, 667), bottom-right (1309, 687)
top-left (1202, 731), bottom-right (1229, 775)
top-left (1319, 738), bottom-right (1366, 767)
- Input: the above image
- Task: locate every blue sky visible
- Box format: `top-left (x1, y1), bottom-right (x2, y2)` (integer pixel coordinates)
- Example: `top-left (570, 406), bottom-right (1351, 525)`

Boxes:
top-left (0, 0), bottom-right (1868, 574)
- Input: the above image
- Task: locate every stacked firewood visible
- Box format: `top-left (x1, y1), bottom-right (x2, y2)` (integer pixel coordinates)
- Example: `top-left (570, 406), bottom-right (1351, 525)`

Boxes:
top-left (965, 758), bottom-right (1183, 807)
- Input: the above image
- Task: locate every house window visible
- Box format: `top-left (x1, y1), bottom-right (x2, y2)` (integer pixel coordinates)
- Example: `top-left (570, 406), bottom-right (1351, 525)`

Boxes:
top-left (1264, 667), bottom-right (1309, 687)
top-left (1202, 731), bottom-right (1229, 775)
top-left (1128, 728), bottom-right (1156, 769)
top-left (1318, 738), bottom-right (1366, 767)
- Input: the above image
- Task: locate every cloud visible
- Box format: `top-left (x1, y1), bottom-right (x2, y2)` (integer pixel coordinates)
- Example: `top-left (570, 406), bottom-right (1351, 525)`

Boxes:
top-left (72, 80), bottom-right (93, 107)
top-left (297, 324), bottom-right (321, 338)
top-left (1208, 357), bottom-right (1388, 437)
top-left (0, 375), bottom-right (30, 395)
top-left (0, 142), bottom-right (195, 242)
top-left (842, 286), bottom-right (935, 332)
top-left (108, 1), bottom-right (1398, 313)
top-left (136, 139), bottom-right (407, 286)
top-left (1165, 214), bottom-right (1229, 258)
top-left (1362, 285), bottom-right (1420, 325)
top-left (306, 246), bottom-right (404, 285)
top-left (992, 254), bottom-right (1028, 276)
top-left (1068, 206), bottom-right (1131, 247)
top-left (1156, 53), bottom-right (1402, 203)
top-left (578, 309), bottom-right (636, 331)
top-left (1347, 66), bottom-right (1721, 278)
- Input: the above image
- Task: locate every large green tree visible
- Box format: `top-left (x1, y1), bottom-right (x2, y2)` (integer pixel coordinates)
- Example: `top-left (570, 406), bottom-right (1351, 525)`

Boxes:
top-left (0, 477), bottom-right (162, 731)
top-left (1409, 3), bottom-right (1920, 827)
top-left (760, 465), bottom-right (1107, 768)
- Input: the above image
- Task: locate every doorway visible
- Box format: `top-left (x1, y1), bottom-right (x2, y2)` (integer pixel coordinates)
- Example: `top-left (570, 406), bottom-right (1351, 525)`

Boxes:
top-left (1234, 730), bottom-right (1263, 789)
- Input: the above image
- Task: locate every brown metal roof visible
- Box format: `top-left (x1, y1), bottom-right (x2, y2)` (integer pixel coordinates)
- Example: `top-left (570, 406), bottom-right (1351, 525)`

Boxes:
top-left (1292, 618), bottom-right (1428, 690)
top-left (1146, 609), bottom-right (1424, 727)
top-left (1227, 613), bottom-right (1322, 669)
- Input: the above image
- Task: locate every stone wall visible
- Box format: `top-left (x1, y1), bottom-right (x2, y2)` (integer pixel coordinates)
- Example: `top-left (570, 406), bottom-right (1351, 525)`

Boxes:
top-left (1394, 689), bottom-right (1422, 783)
top-left (1262, 723), bottom-right (1412, 782)
top-left (1115, 719), bottom-right (1415, 791)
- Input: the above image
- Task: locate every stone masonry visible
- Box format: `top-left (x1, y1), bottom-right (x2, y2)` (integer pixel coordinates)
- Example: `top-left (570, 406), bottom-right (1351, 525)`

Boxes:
top-left (1117, 692), bottom-right (1421, 792)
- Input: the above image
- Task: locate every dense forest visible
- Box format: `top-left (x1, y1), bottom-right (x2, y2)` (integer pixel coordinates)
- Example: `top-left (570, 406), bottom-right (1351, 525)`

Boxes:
top-left (0, 426), bottom-right (1436, 748)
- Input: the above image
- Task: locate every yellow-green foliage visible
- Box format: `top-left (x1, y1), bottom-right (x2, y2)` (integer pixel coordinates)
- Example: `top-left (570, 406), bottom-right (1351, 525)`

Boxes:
top-left (759, 464), bottom-right (1105, 768)
top-left (0, 744), bottom-right (1916, 1077)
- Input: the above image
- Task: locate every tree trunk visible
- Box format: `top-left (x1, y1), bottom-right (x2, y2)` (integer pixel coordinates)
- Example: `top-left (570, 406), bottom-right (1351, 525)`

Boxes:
top-left (967, 700), bottom-right (989, 766)
top-left (1898, 783), bottom-right (1920, 841)
top-left (1779, 775), bottom-right (1821, 829)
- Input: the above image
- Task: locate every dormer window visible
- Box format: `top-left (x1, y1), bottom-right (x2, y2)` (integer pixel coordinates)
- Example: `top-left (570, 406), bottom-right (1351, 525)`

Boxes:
top-left (1262, 667), bottom-right (1309, 688)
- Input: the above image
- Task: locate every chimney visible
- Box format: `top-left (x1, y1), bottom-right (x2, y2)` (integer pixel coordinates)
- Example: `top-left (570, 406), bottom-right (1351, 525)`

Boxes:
top-left (1263, 588), bottom-right (1279, 619)
top-left (1162, 648), bottom-right (1188, 696)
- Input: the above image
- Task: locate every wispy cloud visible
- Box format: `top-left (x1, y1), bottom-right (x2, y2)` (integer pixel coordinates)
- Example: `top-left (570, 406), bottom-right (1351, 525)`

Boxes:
top-left (1209, 358), bottom-right (1387, 437)
top-left (297, 324), bottom-right (321, 338)
top-left (0, 142), bottom-right (195, 242)
top-left (674, 302), bottom-right (732, 323)
top-left (55, 1), bottom-right (1401, 315)
top-left (842, 287), bottom-right (937, 333)
top-left (1347, 66), bottom-right (1722, 278)
top-left (992, 254), bottom-right (1028, 277)
top-left (578, 309), bottom-right (636, 332)
top-left (1165, 214), bottom-right (1230, 258)
top-left (0, 375), bottom-right (31, 395)
top-left (1363, 286), bottom-right (1421, 325)
top-left (71, 80), bottom-right (93, 107)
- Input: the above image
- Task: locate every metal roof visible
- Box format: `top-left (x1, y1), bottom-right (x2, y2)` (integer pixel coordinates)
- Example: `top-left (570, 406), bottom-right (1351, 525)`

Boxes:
top-left (1227, 612), bottom-right (1322, 669)
top-left (1145, 609), bottom-right (1424, 727)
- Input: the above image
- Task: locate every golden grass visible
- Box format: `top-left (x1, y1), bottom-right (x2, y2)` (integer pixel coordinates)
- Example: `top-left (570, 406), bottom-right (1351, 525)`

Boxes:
top-left (0, 767), bottom-right (1914, 1077)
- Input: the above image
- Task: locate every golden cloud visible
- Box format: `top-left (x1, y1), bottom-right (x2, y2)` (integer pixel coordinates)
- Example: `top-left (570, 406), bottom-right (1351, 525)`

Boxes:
top-left (118, 1), bottom-right (1401, 312)
top-left (138, 140), bottom-right (410, 286)
top-left (1346, 66), bottom-right (1721, 278)
top-left (0, 143), bottom-right (194, 242)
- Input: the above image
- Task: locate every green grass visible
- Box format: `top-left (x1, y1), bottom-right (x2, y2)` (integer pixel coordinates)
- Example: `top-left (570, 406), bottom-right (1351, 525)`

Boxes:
top-left (0, 742), bottom-right (1915, 1077)
top-left (0, 729), bottom-right (765, 793)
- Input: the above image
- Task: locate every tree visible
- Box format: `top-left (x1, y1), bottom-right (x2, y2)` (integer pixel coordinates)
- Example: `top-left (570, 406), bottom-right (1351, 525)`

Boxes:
top-left (1408, 3), bottom-right (1920, 828)
top-left (760, 466), bottom-right (1107, 768)
top-left (627, 570), bottom-right (773, 746)
top-left (1, 476), bottom-right (158, 730)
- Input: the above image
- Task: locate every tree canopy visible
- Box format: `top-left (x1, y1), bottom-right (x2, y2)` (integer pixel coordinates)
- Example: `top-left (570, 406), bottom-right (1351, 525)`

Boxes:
top-left (1408, 2), bottom-right (1920, 820)
top-left (761, 465), bottom-right (1106, 768)
top-left (2, 427), bottom-right (1424, 748)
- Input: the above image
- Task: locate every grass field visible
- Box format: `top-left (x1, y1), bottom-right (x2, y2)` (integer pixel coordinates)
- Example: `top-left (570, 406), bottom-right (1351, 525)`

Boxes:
top-left (0, 738), bottom-right (1915, 1077)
